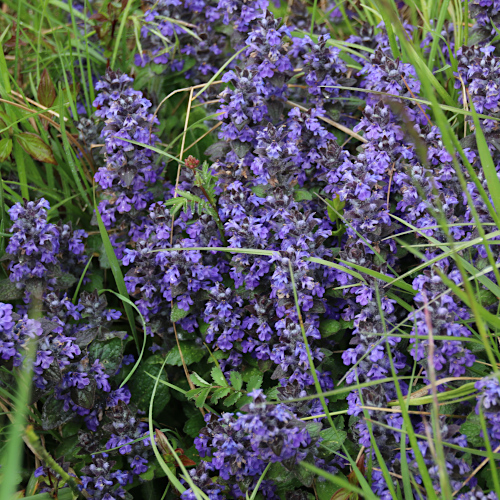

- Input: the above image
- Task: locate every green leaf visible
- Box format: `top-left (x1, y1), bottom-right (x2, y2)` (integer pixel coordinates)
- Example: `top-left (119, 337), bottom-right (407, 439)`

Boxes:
top-left (22, 489), bottom-right (74, 500)
top-left (241, 366), bottom-right (262, 382)
top-left (461, 412), bottom-right (484, 448)
top-left (319, 319), bottom-right (343, 337)
top-left (171, 302), bottom-right (190, 322)
top-left (0, 138), bottom-right (12, 162)
top-left (305, 421), bottom-right (323, 438)
top-left (294, 188), bottom-right (313, 201)
top-left (211, 387), bottom-right (231, 404)
top-left (325, 196), bottom-right (345, 223)
top-left (70, 379), bottom-right (96, 409)
top-left (224, 391), bottom-right (242, 407)
top-left (57, 272), bottom-right (77, 288)
top-left (128, 355), bottom-right (171, 416)
top-left (265, 386), bottom-right (280, 400)
top-left (320, 427), bottom-right (348, 453)
top-left (88, 338), bottom-right (123, 375)
top-left (165, 341), bottom-right (205, 366)
top-left (139, 465), bottom-right (156, 482)
top-left (195, 387), bottom-right (211, 408)
top-left (94, 200), bottom-right (139, 351)
top-left (468, 93), bottom-right (500, 215)
top-left (0, 278), bottom-right (23, 301)
top-left (37, 69), bottom-right (56, 108)
top-left (245, 373), bottom-right (263, 392)
top-left (251, 185), bottom-right (266, 198)
top-left (191, 371), bottom-right (211, 387)
top-left (15, 132), bottom-right (56, 164)
top-left (211, 365), bottom-right (228, 387)
top-left (186, 388), bottom-right (204, 400)
top-left (184, 412), bottom-right (206, 438)
top-left (42, 397), bottom-right (74, 430)
top-left (316, 478), bottom-right (340, 500)
top-left (230, 371), bottom-right (243, 391)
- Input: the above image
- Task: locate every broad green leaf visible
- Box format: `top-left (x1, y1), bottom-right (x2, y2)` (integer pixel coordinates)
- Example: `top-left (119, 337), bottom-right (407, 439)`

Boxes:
top-left (165, 341), bottom-right (205, 366)
top-left (42, 397), bottom-right (74, 430)
top-left (320, 427), bottom-right (347, 453)
top-left (230, 371), bottom-right (243, 391)
top-left (0, 138), bottom-right (12, 161)
top-left (15, 132), bottom-right (56, 164)
top-left (0, 278), bottom-right (23, 301)
top-left (171, 302), bottom-right (190, 322)
top-left (461, 412), bottom-right (484, 447)
top-left (88, 338), bottom-right (123, 375)
top-left (184, 412), bottom-right (206, 438)
top-left (129, 356), bottom-right (171, 416)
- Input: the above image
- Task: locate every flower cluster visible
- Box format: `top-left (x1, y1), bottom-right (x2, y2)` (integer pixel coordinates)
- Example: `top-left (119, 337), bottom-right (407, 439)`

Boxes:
top-left (93, 70), bottom-right (163, 254)
top-left (470, 0), bottom-right (500, 41)
top-left (5, 198), bottom-right (87, 296)
top-left (135, 0), bottom-right (228, 82)
top-left (183, 390), bottom-right (319, 499)
top-left (0, 303), bottom-right (43, 367)
top-left (6, 0), bottom-right (500, 498)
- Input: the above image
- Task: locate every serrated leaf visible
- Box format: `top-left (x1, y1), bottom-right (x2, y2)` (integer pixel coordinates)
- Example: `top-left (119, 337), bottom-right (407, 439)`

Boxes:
top-left (242, 366), bottom-right (262, 382)
top-left (186, 388), bottom-right (204, 400)
top-left (37, 69), bottom-right (56, 108)
top-left (165, 341), bottom-right (205, 366)
top-left (223, 391), bottom-right (242, 407)
top-left (245, 373), bottom-right (263, 392)
top-left (195, 387), bottom-right (211, 408)
top-left (171, 302), bottom-right (190, 322)
top-left (211, 365), bottom-right (228, 387)
top-left (0, 138), bottom-right (12, 162)
top-left (265, 386), bottom-right (280, 400)
top-left (211, 387), bottom-right (231, 404)
top-left (230, 371), bottom-right (243, 391)
top-left (191, 371), bottom-right (211, 387)
top-left (15, 132), bottom-right (56, 164)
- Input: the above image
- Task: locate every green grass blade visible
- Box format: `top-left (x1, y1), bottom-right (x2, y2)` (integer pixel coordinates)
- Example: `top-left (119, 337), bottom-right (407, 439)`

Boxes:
top-left (94, 191), bottom-right (139, 352)
top-left (467, 93), bottom-right (500, 215)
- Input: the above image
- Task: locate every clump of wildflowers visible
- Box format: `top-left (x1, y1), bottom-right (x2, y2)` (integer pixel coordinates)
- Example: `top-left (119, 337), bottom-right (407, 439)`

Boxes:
top-left (183, 389), bottom-right (320, 498)
top-left (93, 69), bottom-right (163, 252)
top-left (5, 198), bottom-right (87, 297)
